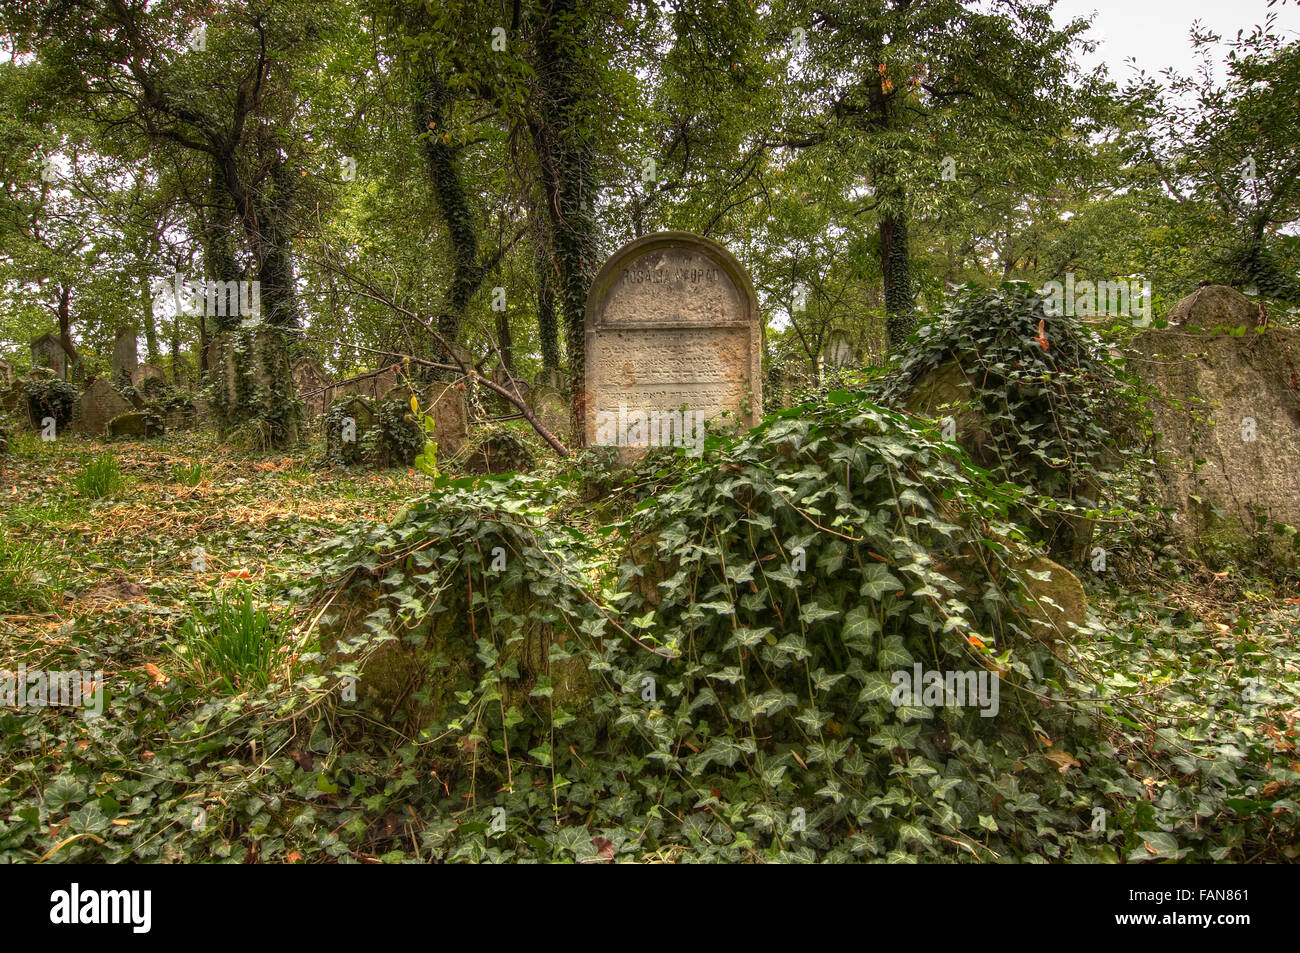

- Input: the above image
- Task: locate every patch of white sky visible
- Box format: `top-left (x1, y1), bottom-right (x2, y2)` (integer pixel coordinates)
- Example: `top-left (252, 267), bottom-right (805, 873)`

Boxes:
top-left (1050, 0), bottom-right (1299, 88)
top-left (768, 1), bottom-right (1299, 330)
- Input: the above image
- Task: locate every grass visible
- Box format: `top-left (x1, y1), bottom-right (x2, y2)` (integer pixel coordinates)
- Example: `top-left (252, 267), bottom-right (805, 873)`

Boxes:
top-left (0, 534), bottom-right (64, 614)
top-left (171, 460), bottom-right (205, 486)
top-left (74, 451), bottom-right (125, 498)
top-left (174, 585), bottom-right (284, 693)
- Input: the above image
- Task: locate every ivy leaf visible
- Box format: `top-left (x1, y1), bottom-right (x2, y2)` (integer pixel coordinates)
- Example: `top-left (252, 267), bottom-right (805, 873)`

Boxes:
top-left (841, 606), bottom-right (880, 655)
top-left (860, 564), bottom-right (904, 600)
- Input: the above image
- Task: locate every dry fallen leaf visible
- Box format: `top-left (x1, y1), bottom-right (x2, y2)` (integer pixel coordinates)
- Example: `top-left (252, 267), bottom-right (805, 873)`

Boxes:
top-left (1045, 749), bottom-right (1080, 775)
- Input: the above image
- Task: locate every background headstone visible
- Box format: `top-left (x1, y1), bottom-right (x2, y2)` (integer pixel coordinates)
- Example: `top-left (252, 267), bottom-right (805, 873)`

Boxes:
top-left (420, 381), bottom-right (469, 459)
top-left (112, 328), bottom-right (139, 380)
top-left (172, 355), bottom-right (194, 390)
top-left (584, 232), bottom-right (762, 454)
top-left (527, 384), bottom-right (570, 444)
top-left (293, 358), bottom-right (330, 420)
top-left (326, 394), bottom-right (376, 465)
top-left (131, 364), bottom-right (165, 387)
top-left (1167, 284), bottom-right (1261, 327)
top-left (74, 377), bottom-right (133, 437)
top-left (822, 331), bottom-right (857, 368)
top-left (1128, 291), bottom-right (1300, 565)
top-left (31, 334), bottom-right (70, 379)
top-left (0, 358), bottom-right (13, 388)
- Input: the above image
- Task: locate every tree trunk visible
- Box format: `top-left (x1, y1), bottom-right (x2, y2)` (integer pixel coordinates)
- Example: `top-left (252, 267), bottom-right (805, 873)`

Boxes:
top-left (414, 65), bottom-right (482, 358)
top-left (141, 276), bottom-right (159, 364)
top-left (535, 232), bottom-right (561, 378)
top-left (529, 0), bottom-right (597, 444)
top-left (881, 211), bottom-right (916, 352)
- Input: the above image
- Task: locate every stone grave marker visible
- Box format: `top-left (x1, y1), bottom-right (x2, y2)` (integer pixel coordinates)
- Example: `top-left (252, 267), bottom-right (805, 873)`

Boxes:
top-left (112, 328), bottom-right (139, 380)
top-left (131, 364), bottom-right (165, 388)
top-left (293, 358), bottom-right (330, 420)
top-left (1127, 286), bottom-right (1300, 565)
top-left (527, 384), bottom-right (570, 444)
top-left (326, 394), bottom-right (376, 465)
top-left (74, 377), bottom-right (133, 437)
top-left (0, 358), bottom-right (13, 388)
top-left (584, 232), bottom-right (762, 455)
top-left (31, 334), bottom-right (71, 379)
top-left (416, 381), bottom-right (469, 459)
top-left (822, 331), bottom-right (857, 368)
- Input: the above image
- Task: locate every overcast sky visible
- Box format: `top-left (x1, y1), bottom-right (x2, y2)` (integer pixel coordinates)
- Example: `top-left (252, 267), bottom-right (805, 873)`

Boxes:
top-left (1052, 0), bottom-right (1300, 85)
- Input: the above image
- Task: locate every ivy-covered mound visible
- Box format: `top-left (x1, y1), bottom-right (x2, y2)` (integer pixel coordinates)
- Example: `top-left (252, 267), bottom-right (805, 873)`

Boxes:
top-left (323, 394), bottom-right (424, 469)
top-left (312, 393), bottom-right (1157, 862)
top-left (875, 284), bottom-right (1147, 563)
top-left (22, 373), bottom-right (78, 432)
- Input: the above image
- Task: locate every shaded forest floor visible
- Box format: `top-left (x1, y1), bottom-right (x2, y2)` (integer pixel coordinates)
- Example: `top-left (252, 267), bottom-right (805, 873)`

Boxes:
top-left (1, 432), bottom-right (1298, 862)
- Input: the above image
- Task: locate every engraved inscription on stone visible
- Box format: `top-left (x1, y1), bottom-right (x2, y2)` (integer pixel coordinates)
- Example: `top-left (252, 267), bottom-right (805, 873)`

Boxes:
top-left (585, 233), bottom-right (761, 453)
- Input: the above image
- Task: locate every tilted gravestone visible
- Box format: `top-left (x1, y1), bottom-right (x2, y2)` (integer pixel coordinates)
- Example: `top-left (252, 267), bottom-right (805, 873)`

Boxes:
top-left (0, 358), bottom-right (14, 388)
top-left (74, 377), bottom-right (133, 437)
top-left (584, 232), bottom-right (762, 455)
top-left (31, 334), bottom-right (71, 379)
top-left (112, 328), bottom-right (139, 380)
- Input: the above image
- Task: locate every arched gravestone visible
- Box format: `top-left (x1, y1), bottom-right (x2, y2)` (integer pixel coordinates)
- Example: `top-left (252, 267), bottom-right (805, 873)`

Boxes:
top-left (584, 232), bottom-right (762, 453)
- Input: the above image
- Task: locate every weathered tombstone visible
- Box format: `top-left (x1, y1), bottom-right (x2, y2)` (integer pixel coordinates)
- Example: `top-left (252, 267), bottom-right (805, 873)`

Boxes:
top-left (130, 364), bottom-right (165, 388)
top-left (0, 358), bottom-right (13, 388)
top-left (527, 384), bottom-right (570, 444)
top-left (534, 368), bottom-right (564, 391)
top-left (420, 381), bottom-right (469, 459)
top-left (108, 410), bottom-right (163, 440)
top-left (74, 378), bottom-right (133, 438)
top-left (326, 395), bottom-right (376, 465)
top-left (112, 328), bottom-right (139, 380)
top-left (293, 358), bottom-right (330, 420)
top-left (822, 331), bottom-right (857, 368)
top-left (492, 364), bottom-right (530, 398)
top-left (1127, 292), bottom-right (1300, 566)
top-left (31, 334), bottom-right (71, 379)
top-left (369, 364), bottom-right (400, 400)
top-left (204, 329), bottom-right (298, 444)
top-left (172, 354), bottom-right (194, 390)
top-left (206, 335), bottom-right (236, 404)
top-left (584, 232), bottom-right (762, 455)
top-left (1167, 284), bottom-right (1260, 328)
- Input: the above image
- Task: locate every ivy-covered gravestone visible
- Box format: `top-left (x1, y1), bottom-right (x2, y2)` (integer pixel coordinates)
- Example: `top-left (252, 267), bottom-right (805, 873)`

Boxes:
top-left (325, 395), bottom-right (375, 466)
top-left (878, 284), bottom-right (1139, 564)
